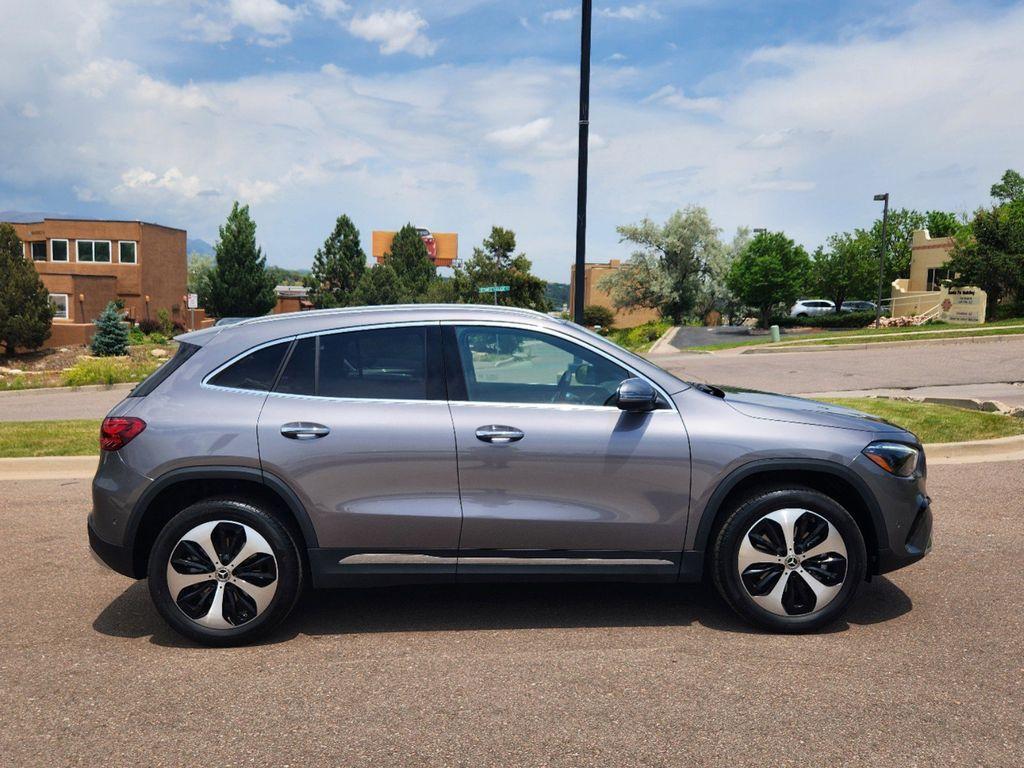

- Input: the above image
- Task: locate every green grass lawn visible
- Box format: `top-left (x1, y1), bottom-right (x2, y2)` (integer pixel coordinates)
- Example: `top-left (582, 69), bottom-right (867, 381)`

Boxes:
top-left (821, 398), bottom-right (1024, 444)
top-left (0, 420), bottom-right (101, 457)
top-left (681, 317), bottom-right (1024, 352)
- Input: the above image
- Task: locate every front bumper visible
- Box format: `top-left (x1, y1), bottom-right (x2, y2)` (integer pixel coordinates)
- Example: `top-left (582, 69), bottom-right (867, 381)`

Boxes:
top-left (875, 493), bottom-right (932, 574)
top-left (88, 514), bottom-right (137, 578)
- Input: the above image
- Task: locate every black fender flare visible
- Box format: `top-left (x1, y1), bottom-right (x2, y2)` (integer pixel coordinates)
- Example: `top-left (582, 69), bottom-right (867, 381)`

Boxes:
top-left (126, 465), bottom-right (319, 555)
top-left (690, 458), bottom-right (887, 555)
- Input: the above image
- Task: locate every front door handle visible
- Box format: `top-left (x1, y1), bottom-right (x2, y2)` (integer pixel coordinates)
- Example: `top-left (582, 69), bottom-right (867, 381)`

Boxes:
top-left (475, 425), bottom-right (524, 444)
top-left (280, 422), bottom-right (330, 440)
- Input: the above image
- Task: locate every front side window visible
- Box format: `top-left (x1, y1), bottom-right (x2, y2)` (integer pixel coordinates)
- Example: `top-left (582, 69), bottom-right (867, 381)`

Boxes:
top-left (77, 240), bottom-right (111, 262)
top-left (454, 326), bottom-right (630, 406)
top-left (208, 341), bottom-right (289, 391)
top-left (51, 239), bottom-right (68, 261)
top-left (318, 327), bottom-right (427, 400)
top-left (30, 242), bottom-right (47, 261)
top-left (119, 241), bottom-right (137, 264)
top-left (49, 294), bottom-right (69, 320)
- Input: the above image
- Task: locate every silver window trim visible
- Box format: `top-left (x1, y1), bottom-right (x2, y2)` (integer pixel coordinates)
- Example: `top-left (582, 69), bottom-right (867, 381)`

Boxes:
top-left (201, 318), bottom-right (675, 412)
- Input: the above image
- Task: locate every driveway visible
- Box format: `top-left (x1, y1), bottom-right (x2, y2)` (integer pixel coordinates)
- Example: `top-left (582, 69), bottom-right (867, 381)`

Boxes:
top-left (652, 335), bottom-right (1024, 394)
top-left (2, 461), bottom-right (1022, 766)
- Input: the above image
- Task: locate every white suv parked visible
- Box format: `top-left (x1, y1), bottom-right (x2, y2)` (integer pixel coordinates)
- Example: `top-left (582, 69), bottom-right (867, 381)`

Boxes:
top-left (790, 299), bottom-right (836, 318)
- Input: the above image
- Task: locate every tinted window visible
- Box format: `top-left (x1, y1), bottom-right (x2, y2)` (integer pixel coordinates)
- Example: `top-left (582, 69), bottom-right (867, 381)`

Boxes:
top-left (454, 326), bottom-right (629, 406)
top-left (131, 342), bottom-right (201, 397)
top-left (209, 342), bottom-right (288, 392)
top-left (31, 242), bottom-right (46, 261)
top-left (275, 337), bottom-right (316, 395)
top-left (319, 327), bottom-right (427, 400)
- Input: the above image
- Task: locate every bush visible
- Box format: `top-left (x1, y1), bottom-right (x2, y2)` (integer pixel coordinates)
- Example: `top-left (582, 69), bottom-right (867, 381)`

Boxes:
top-left (582, 305), bottom-right (615, 329)
top-left (62, 357), bottom-right (161, 387)
top-left (767, 310), bottom-right (878, 329)
top-left (127, 326), bottom-right (146, 345)
top-left (608, 319), bottom-right (672, 352)
top-left (137, 318), bottom-right (162, 335)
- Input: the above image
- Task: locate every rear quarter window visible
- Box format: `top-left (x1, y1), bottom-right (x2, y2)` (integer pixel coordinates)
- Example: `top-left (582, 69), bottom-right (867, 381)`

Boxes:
top-left (130, 342), bottom-right (201, 397)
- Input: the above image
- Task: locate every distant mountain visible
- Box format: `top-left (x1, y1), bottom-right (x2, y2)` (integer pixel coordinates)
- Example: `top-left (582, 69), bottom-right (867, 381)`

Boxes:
top-left (187, 238), bottom-right (215, 255)
top-left (0, 210), bottom-right (66, 223)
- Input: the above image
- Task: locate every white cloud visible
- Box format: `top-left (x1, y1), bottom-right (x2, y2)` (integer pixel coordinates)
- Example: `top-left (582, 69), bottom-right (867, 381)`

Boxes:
top-left (598, 4), bottom-right (662, 21)
top-left (542, 7), bottom-right (578, 23)
top-left (486, 117), bottom-right (553, 147)
top-left (642, 85), bottom-right (721, 113)
top-left (118, 167), bottom-right (206, 198)
top-left (228, 0), bottom-right (301, 35)
top-left (185, 0), bottom-right (301, 46)
top-left (20, 103), bottom-right (40, 118)
top-left (348, 10), bottom-right (437, 56)
top-left (311, 0), bottom-right (350, 19)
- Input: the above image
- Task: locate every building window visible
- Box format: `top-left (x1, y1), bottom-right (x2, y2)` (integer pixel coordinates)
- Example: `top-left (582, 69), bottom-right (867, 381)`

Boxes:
top-left (51, 239), bottom-right (69, 262)
top-left (926, 266), bottom-right (950, 292)
top-left (118, 241), bottom-right (137, 264)
top-left (77, 240), bottom-right (111, 263)
top-left (30, 242), bottom-right (47, 261)
top-left (49, 294), bottom-right (69, 320)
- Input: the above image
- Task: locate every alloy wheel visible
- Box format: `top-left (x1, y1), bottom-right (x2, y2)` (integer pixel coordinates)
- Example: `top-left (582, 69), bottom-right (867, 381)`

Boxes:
top-left (165, 520), bottom-right (278, 629)
top-left (737, 508), bottom-right (848, 617)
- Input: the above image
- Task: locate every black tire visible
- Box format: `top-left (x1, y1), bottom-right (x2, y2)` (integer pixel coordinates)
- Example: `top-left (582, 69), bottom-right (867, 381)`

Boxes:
top-left (711, 486), bottom-right (866, 633)
top-left (148, 497), bottom-right (303, 646)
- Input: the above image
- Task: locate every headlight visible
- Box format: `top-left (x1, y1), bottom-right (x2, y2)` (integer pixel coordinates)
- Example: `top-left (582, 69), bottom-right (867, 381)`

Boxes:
top-left (862, 441), bottom-right (920, 477)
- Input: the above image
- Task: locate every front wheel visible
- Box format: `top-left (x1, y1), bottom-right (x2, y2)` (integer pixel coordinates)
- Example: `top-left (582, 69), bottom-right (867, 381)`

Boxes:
top-left (148, 498), bottom-right (303, 646)
top-left (711, 486), bottom-right (866, 632)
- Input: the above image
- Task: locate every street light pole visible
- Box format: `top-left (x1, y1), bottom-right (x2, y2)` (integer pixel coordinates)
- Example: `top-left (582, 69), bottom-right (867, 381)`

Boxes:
top-left (572, 0), bottom-right (593, 324)
top-left (873, 193), bottom-right (889, 329)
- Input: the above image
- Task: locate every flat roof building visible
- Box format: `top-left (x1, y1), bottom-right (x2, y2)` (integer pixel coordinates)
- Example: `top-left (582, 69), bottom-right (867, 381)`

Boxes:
top-left (7, 218), bottom-right (187, 347)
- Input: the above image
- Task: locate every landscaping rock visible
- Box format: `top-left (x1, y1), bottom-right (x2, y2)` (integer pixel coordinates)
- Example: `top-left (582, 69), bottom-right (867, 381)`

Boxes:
top-left (150, 348), bottom-right (168, 358)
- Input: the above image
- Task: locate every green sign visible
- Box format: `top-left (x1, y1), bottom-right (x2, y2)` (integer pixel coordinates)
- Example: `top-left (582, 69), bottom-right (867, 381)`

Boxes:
top-left (478, 285), bottom-right (510, 294)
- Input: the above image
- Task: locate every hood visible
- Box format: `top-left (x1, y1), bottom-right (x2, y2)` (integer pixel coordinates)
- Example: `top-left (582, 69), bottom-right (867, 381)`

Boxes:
top-left (719, 387), bottom-right (906, 433)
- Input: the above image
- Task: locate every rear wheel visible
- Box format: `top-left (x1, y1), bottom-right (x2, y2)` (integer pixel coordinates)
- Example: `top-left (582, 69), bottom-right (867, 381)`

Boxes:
top-left (711, 486), bottom-right (866, 632)
top-left (148, 498), bottom-right (303, 646)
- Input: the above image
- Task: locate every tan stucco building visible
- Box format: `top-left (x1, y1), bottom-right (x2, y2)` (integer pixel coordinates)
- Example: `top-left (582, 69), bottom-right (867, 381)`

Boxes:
top-left (890, 229), bottom-right (955, 317)
top-left (8, 218), bottom-right (188, 347)
top-left (569, 259), bottom-right (661, 328)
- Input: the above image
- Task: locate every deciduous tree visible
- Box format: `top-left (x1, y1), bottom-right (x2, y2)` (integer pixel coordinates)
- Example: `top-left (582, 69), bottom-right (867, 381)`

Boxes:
top-left (727, 231), bottom-right (810, 328)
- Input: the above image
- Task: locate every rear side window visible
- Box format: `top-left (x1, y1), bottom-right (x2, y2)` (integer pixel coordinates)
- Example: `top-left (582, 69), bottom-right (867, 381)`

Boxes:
top-left (130, 342), bottom-right (200, 397)
top-left (319, 327), bottom-right (427, 400)
top-left (208, 342), bottom-right (289, 392)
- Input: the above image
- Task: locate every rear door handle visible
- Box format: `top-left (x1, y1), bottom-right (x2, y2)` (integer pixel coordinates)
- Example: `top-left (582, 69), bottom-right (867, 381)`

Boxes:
top-left (280, 422), bottom-right (330, 440)
top-left (475, 425), bottom-right (524, 444)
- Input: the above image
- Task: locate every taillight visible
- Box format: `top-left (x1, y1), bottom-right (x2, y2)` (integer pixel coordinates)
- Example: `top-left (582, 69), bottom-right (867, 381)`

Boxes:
top-left (100, 417), bottom-right (146, 451)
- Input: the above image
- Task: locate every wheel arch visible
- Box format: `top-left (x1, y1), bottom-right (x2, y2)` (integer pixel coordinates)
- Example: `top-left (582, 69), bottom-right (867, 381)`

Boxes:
top-left (126, 466), bottom-right (318, 579)
top-left (693, 459), bottom-right (885, 575)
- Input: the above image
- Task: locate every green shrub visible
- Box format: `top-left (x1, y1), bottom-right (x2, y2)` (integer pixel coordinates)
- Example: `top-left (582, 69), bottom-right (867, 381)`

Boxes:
top-left (62, 357), bottom-right (160, 388)
top-left (127, 326), bottom-right (146, 345)
top-left (608, 319), bottom-right (672, 352)
top-left (582, 305), bottom-right (616, 329)
top-left (90, 302), bottom-right (129, 356)
top-left (769, 311), bottom-right (878, 329)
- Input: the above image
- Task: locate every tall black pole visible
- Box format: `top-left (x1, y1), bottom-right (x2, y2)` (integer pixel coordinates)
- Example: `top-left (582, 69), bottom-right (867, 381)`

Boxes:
top-left (572, 0), bottom-right (592, 324)
top-left (873, 193), bottom-right (889, 329)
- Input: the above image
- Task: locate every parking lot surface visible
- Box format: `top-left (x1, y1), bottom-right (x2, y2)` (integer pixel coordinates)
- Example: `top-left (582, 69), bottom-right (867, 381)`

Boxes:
top-left (2, 461), bottom-right (1022, 767)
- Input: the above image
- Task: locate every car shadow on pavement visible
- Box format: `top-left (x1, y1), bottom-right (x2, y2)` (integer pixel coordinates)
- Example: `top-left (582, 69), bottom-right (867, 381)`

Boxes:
top-left (93, 576), bottom-right (912, 647)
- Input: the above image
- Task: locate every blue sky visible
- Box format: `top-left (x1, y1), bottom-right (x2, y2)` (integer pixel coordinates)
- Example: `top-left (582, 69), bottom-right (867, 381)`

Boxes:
top-left (3, 0), bottom-right (1023, 279)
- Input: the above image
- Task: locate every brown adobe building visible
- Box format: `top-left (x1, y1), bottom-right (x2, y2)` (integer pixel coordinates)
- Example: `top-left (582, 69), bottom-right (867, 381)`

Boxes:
top-left (7, 218), bottom-right (188, 347)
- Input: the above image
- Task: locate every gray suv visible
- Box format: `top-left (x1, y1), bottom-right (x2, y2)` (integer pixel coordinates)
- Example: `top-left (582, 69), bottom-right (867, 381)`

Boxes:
top-left (89, 305), bottom-right (931, 645)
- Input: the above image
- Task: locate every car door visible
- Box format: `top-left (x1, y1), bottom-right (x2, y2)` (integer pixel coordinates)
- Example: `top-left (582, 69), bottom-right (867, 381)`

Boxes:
top-left (257, 323), bottom-right (461, 581)
top-left (443, 323), bottom-right (691, 579)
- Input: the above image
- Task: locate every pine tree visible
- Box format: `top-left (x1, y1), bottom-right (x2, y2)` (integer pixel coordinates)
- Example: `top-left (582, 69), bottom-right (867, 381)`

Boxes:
top-left (351, 263), bottom-right (405, 306)
top-left (384, 224), bottom-right (436, 300)
top-left (206, 202), bottom-right (277, 318)
top-left (453, 226), bottom-right (549, 311)
top-left (306, 214), bottom-right (366, 308)
top-left (0, 223), bottom-right (53, 356)
top-left (90, 301), bottom-right (129, 357)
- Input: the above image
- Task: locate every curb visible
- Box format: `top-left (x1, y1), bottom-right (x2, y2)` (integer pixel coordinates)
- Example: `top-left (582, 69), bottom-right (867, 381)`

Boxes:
top-left (647, 326), bottom-right (682, 355)
top-left (0, 382), bottom-right (135, 398)
top-left (0, 455), bottom-right (98, 481)
top-left (739, 333), bottom-right (1020, 355)
top-left (922, 433), bottom-right (1024, 464)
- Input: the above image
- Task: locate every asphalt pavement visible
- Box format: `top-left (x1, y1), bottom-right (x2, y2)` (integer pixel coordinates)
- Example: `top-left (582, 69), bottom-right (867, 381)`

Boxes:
top-left (2, 461), bottom-right (1022, 767)
top-left (654, 334), bottom-right (1024, 395)
top-left (0, 383), bottom-right (132, 422)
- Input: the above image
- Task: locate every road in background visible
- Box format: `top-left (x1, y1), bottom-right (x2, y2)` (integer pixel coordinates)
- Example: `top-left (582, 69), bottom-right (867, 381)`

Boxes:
top-left (0, 384), bottom-right (131, 422)
top-left (652, 335), bottom-right (1024, 395)
top-left (1, 461), bottom-right (1021, 767)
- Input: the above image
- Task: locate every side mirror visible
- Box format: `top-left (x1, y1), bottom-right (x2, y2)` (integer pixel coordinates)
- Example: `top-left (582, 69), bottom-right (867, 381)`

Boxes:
top-left (615, 378), bottom-right (658, 412)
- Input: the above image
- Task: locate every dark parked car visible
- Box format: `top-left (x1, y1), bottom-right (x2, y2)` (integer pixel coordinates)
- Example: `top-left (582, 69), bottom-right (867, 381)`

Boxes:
top-left (90, 305), bottom-right (931, 644)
